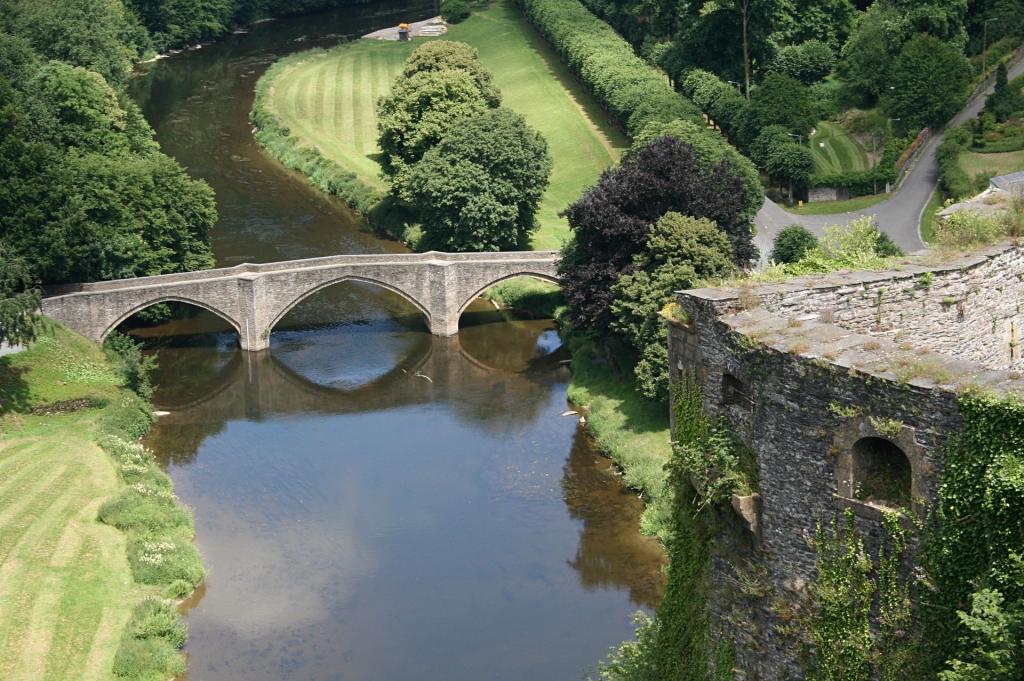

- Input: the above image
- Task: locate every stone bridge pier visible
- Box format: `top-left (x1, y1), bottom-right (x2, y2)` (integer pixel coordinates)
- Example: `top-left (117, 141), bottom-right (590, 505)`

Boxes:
top-left (40, 251), bottom-right (560, 352)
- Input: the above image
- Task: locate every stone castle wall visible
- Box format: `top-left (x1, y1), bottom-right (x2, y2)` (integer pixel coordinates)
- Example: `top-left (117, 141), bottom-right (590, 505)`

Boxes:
top-left (668, 242), bottom-right (1024, 678)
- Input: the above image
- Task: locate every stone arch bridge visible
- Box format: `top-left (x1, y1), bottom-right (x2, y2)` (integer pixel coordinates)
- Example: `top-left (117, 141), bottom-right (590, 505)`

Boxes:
top-left (40, 251), bottom-right (559, 352)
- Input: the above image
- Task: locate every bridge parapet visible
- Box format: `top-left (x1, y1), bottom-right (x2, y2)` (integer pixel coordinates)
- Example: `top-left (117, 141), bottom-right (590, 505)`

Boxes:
top-left (40, 251), bottom-right (560, 351)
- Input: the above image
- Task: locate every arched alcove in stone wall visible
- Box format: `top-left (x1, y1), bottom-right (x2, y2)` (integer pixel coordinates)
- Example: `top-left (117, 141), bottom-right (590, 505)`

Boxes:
top-left (851, 437), bottom-right (912, 508)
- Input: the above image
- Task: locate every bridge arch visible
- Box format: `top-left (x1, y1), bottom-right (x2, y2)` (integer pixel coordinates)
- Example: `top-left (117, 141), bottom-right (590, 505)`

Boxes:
top-left (103, 296), bottom-right (243, 344)
top-left (456, 271), bottom-right (562, 317)
top-left (266, 275), bottom-right (433, 337)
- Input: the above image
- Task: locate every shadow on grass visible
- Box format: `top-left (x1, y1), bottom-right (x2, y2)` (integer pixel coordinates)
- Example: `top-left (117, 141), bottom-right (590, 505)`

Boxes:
top-left (0, 357), bottom-right (31, 413)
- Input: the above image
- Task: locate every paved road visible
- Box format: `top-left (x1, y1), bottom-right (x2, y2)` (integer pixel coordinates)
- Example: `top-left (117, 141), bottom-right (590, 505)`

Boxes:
top-left (753, 57), bottom-right (1024, 258)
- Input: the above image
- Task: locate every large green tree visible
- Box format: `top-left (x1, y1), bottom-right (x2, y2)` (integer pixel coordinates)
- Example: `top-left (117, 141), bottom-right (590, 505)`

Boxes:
top-left (740, 73), bottom-right (817, 139)
top-left (396, 107), bottom-right (551, 252)
top-left (885, 33), bottom-right (971, 128)
top-left (376, 69), bottom-right (494, 177)
top-left (610, 213), bottom-right (735, 399)
top-left (394, 40), bottom-right (501, 107)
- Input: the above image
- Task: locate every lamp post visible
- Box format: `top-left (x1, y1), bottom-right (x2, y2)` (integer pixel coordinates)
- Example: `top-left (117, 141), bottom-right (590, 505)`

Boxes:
top-left (727, 80), bottom-right (743, 95)
top-left (787, 132), bottom-right (804, 145)
top-left (984, 17), bottom-right (1001, 77)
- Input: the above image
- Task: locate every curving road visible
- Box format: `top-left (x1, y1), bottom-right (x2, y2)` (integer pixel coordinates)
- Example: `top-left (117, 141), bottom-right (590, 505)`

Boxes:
top-left (753, 56), bottom-right (1024, 257)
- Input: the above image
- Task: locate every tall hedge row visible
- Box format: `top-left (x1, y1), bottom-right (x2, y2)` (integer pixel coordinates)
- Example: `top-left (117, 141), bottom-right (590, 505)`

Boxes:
top-left (512, 0), bottom-right (703, 136)
top-left (680, 69), bottom-right (746, 140)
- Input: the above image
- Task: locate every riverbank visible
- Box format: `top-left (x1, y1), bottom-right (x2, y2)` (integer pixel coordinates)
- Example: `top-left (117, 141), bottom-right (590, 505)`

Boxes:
top-left (0, 324), bottom-right (201, 680)
top-left (250, 0), bottom-right (626, 251)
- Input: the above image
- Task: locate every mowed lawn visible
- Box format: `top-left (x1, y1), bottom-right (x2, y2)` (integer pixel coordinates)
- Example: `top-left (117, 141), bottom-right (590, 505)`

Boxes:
top-left (0, 329), bottom-right (137, 680)
top-left (809, 121), bottom-right (869, 175)
top-left (958, 149), bottom-right (1024, 179)
top-left (266, 0), bottom-right (628, 250)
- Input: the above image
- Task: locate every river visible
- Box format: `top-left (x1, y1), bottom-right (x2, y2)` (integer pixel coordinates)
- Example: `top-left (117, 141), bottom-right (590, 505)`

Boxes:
top-left (127, 3), bottom-right (665, 679)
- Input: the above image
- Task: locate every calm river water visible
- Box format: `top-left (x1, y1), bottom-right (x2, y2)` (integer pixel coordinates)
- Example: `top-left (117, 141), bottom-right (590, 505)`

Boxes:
top-left (127, 4), bottom-right (665, 679)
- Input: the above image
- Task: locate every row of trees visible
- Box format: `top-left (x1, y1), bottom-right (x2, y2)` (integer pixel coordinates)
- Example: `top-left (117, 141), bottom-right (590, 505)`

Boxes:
top-left (376, 41), bottom-right (552, 251)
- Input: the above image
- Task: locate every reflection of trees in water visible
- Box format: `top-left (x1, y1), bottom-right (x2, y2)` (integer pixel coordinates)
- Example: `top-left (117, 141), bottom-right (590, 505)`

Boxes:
top-left (147, 421), bottom-right (228, 468)
top-left (560, 430), bottom-right (667, 610)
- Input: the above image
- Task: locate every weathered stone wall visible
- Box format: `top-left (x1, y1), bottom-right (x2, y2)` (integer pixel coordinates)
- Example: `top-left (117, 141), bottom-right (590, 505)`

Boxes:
top-left (668, 245), bottom-right (1024, 678)
top-left (749, 242), bottom-right (1024, 370)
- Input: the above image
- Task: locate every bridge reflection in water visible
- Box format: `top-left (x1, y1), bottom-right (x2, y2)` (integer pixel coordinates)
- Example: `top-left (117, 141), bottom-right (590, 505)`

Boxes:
top-left (128, 286), bottom-right (665, 680)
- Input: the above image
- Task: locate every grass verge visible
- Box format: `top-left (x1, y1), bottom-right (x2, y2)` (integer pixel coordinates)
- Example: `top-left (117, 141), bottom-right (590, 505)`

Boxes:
top-left (252, 0), bottom-right (626, 250)
top-left (809, 121), bottom-right (869, 175)
top-left (920, 186), bottom-right (945, 246)
top-left (481, 276), bottom-right (564, 318)
top-left (0, 323), bottom-right (200, 680)
top-left (781, 192), bottom-right (890, 215)
top-left (562, 333), bottom-right (673, 543)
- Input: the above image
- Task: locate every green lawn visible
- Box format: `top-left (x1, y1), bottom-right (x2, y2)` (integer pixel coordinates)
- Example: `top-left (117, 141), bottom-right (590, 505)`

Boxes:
top-left (920, 186), bottom-right (945, 245)
top-left (958, 149), bottom-right (1024, 179)
top-left (809, 121), bottom-right (870, 175)
top-left (265, 0), bottom-right (628, 250)
top-left (0, 327), bottom-right (140, 680)
top-left (782, 192), bottom-right (890, 215)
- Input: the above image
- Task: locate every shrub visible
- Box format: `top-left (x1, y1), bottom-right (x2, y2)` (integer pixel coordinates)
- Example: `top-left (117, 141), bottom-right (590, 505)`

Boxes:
top-left (441, 0), bottom-right (471, 24)
top-left (112, 599), bottom-right (188, 680)
top-left (397, 40), bottom-right (500, 106)
top-left (679, 69), bottom-right (746, 138)
top-left (771, 224), bottom-right (818, 264)
top-left (512, 0), bottom-right (703, 136)
top-left (98, 491), bottom-right (193, 534)
top-left (768, 40), bottom-right (836, 85)
top-left (126, 532), bottom-right (206, 586)
top-left (99, 391), bottom-right (154, 440)
top-left (934, 212), bottom-right (1006, 249)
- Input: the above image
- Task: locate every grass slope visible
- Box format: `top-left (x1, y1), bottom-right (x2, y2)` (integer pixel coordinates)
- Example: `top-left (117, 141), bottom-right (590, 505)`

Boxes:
top-left (264, 1), bottom-right (627, 250)
top-left (809, 121), bottom-right (869, 175)
top-left (0, 327), bottom-right (135, 680)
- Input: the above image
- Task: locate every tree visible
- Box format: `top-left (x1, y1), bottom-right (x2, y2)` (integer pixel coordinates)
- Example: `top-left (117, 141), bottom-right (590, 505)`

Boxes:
top-left (837, 1), bottom-right (905, 101)
top-left (7, 0), bottom-right (136, 86)
top-left (741, 73), bottom-right (816, 140)
top-left (764, 142), bottom-right (815, 201)
top-left (771, 224), bottom-right (818, 263)
top-left (558, 135), bottom-right (751, 332)
top-left (396, 108), bottom-right (552, 252)
top-left (0, 243), bottom-right (42, 347)
top-left (397, 41), bottom-right (501, 107)
top-left (633, 119), bottom-right (763, 223)
top-left (376, 69), bottom-right (494, 177)
top-left (749, 124), bottom-right (792, 169)
top-left (769, 40), bottom-right (837, 85)
top-left (441, 0), bottom-right (471, 24)
top-left (611, 213), bottom-right (735, 399)
top-left (986, 62), bottom-right (1019, 122)
top-left (885, 33), bottom-right (971, 129)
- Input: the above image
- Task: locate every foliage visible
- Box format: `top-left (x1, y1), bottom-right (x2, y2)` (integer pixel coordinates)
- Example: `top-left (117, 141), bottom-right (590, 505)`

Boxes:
top-left (512, 0), bottom-right (705, 136)
top-left (837, 1), bottom-right (906, 101)
top-left (807, 510), bottom-right (875, 681)
top-left (936, 125), bottom-right (975, 200)
top-left (679, 68), bottom-right (747, 139)
top-left (741, 73), bottom-right (817, 139)
top-left (933, 211), bottom-right (1008, 249)
top-left (396, 107), bottom-right (551, 251)
top-left (985, 62), bottom-right (1022, 123)
top-left (396, 40), bottom-right (501, 107)
top-left (768, 39), bottom-right (836, 85)
top-left (771, 224), bottom-right (819, 263)
top-left (753, 216), bottom-right (901, 280)
top-left (558, 135), bottom-right (752, 333)
top-left (481, 276), bottom-right (564, 318)
top-left (633, 119), bottom-right (763, 224)
top-left (765, 141), bottom-right (816, 194)
top-left (610, 214), bottom-right (735, 400)
top-left (104, 331), bottom-right (158, 399)
top-left (0, 241), bottom-right (41, 346)
top-left (885, 33), bottom-right (971, 130)
top-left (376, 68), bottom-right (494, 176)
top-left (442, 0), bottom-right (471, 24)
top-left (112, 599), bottom-right (188, 680)
top-left (921, 394), bottom-right (1024, 676)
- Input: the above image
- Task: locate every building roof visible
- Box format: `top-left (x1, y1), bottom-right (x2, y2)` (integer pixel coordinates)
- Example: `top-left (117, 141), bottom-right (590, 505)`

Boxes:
top-left (989, 171), bottom-right (1024, 192)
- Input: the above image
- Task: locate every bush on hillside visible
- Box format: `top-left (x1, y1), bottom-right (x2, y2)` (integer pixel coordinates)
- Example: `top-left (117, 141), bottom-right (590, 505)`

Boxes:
top-left (611, 213), bottom-right (735, 399)
top-left (771, 224), bottom-right (818, 264)
top-left (512, 0), bottom-right (703, 136)
top-left (441, 0), bottom-right (471, 24)
top-left (768, 40), bottom-right (836, 85)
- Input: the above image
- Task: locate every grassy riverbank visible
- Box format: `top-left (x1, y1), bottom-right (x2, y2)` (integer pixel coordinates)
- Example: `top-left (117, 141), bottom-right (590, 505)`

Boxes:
top-left (253, 0), bottom-right (626, 250)
top-left (0, 325), bottom-right (198, 680)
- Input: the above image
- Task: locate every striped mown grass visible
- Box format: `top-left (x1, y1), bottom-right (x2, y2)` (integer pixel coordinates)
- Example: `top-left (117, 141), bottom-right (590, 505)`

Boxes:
top-left (261, 0), bottom-right (628, 250)
top-left (0, 412), bottom-right (135, 680)
top-left (810, 121), bottom-right (870, 175)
